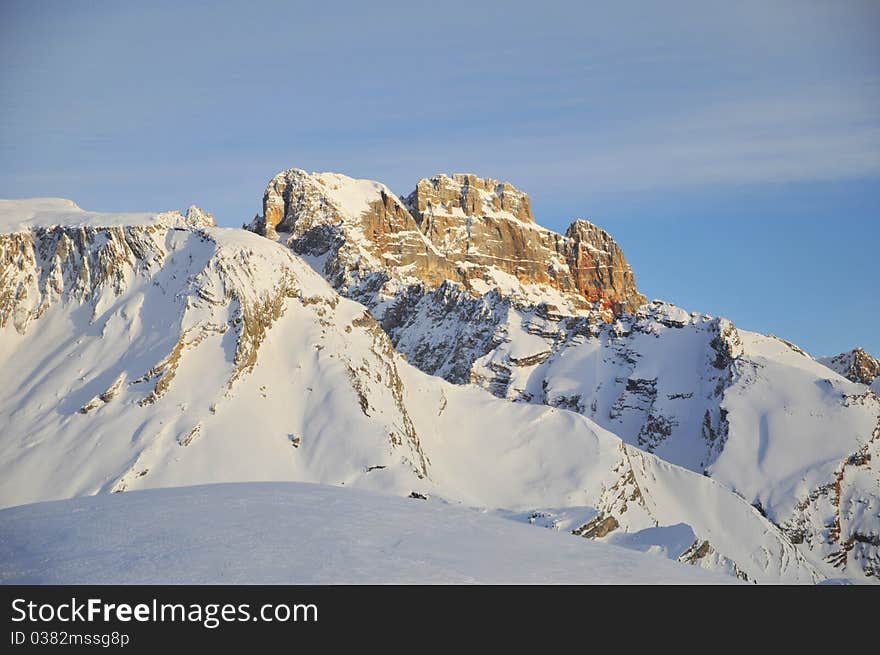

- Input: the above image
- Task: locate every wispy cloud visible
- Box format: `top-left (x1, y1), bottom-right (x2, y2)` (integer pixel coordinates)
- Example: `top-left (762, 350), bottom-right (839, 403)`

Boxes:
top-left (326, 81), bottom-right (880, 195)
top-left (534, 86), bottom-right (880, 192)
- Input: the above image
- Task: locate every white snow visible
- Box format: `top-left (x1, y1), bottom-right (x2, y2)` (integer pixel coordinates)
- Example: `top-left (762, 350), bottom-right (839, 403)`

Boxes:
top-left (0, 482), bottom-right (735, 584)
top-left (711, 330), bottom-right (878, 521)
top-left (0, 198), bottom-right (209, 231)
top-left (392, 294), bottom-right (880, 581)
top-left (313, 172), bottom-right (397, 222)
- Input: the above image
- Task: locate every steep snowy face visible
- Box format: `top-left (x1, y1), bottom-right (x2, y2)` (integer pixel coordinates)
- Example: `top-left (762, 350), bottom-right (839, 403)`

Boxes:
top-left (820, 348), bottom-right (880, 387)
top-left (0, 198), bottom-right (828, 584)
top-left (0, 199), bottom-right (215, 334)
top-left (247, 169), bottom-right (646, 318)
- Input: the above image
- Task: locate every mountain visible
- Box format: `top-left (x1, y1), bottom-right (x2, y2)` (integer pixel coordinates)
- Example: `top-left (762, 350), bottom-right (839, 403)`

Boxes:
top-left (0, 196), bottom-right (830, 583)
top-left (243, 170), bottom-right (880, 582)
top-left (0, 482), bottom-right (736, 584)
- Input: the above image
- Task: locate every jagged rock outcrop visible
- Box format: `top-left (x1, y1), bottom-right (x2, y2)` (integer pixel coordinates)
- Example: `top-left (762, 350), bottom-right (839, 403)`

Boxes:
top-left (820, 348), bottom-right (880, 387)
top-left (247, 169), bottom-right (646, 317)
top-left (563, 220), bottom-right (643, 311)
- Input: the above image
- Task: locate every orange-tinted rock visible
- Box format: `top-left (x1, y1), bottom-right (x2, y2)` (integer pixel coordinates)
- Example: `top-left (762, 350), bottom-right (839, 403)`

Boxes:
top-left (250, 169), bottom-right (646, 317)
top-left (822, 348), bottom-right (880, 386)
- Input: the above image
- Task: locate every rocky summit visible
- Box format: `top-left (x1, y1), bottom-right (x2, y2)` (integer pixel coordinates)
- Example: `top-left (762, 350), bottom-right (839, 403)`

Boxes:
top-left (247, 169), bottom-right (645, 318)
top-left (821, 348), bottom-right (880, 387)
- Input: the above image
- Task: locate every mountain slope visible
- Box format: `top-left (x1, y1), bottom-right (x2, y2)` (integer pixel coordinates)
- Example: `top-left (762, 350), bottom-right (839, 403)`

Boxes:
top-left (0, 198), bottom-right (430, 507)
top-left (0, 197), bottom-right (826, 583)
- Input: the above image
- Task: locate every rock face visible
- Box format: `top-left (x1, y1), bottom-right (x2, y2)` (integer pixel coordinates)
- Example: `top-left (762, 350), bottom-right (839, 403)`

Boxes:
top-left (409, 173), bottom-right (535, 224)
top-left (563, 220), bottom-right (642, 310)
top-left (820, 348), bottom-right (880, 386)
top-left (247, 169), bottom-right (646, 317)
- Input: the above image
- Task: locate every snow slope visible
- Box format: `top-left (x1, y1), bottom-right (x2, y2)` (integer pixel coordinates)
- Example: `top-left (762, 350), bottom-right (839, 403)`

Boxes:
top-left (0, 210), bottom-right (431, 506)
top-left (0, 198), bottom-right (861, 583)
top-left (0, 482), bottom-right (736, 584)
top-left (0, 198), bottom-right (213, 232)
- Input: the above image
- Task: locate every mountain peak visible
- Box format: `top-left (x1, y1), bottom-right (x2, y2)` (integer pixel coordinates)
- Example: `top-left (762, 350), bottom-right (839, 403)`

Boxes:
top-left (249, 167), bottom-right (645, 317)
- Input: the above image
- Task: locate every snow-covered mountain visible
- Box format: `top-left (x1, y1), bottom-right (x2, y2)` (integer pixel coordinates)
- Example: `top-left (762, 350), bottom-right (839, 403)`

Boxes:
top-left (1, 196), bottom-right (832, 584)
top-left (243, 170), bottom-right (880, 582)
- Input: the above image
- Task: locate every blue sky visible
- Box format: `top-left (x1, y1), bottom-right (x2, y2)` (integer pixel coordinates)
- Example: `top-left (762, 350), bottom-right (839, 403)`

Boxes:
top-left (1, 0), bottom-right (878, 356)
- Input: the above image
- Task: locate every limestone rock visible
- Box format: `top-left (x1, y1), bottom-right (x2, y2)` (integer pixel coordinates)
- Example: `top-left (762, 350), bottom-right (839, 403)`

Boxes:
top-left (408, 173), bottom-right (534, 224)
top-left (248, 168), bottom-right (646, 316)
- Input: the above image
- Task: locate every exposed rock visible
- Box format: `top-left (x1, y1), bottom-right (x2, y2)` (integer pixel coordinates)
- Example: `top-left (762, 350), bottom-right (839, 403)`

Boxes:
top-left (1, 196), bottom-right (854, 584)
top-left (573, 514), bottom-right (619, 539)
top-left (178, 423), bottom-right (201, 447)
top-left (780, 409), bottom-right (880, 577)
top-left (247, 169), bottom-right (646, 319)
top-left (408, 173), bottom-right (534, 225)
top-left (680, 540), bottom-right (713, 564)
top-left (563, 219), bottom-right (643, 314)
top-left (820, 348), bottom-right (880, 386)
top-left (509, 349), bottom-right (552, 367)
